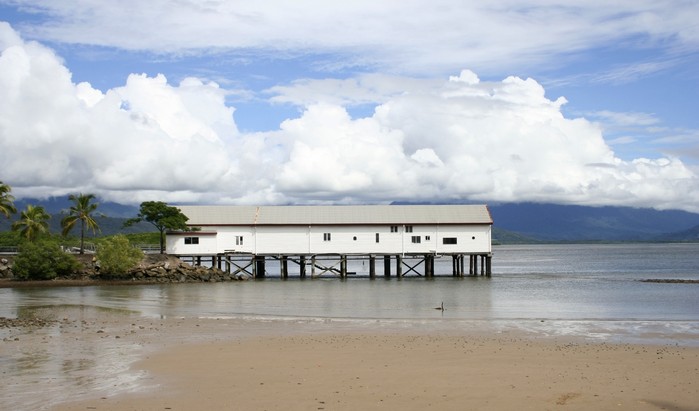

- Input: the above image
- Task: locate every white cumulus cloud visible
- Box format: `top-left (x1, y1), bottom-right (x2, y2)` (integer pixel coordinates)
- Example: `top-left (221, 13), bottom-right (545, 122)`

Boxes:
top-left (1, 24), bottom-right (699, 212)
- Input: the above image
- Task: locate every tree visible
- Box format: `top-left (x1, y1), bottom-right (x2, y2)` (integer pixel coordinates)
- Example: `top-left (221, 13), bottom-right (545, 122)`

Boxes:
top-left (13, 239), bottom-right (79, 280)
top-left (12, 204), bottom-right (50, 242)
top-left (96, 235), bottom-right (144, 276)
top-left (124, 201), bottom-right (190, 253)
top-left (0, 181), bottom-right (16, 219)
top-left (61, 193), bottom-right (101, 254)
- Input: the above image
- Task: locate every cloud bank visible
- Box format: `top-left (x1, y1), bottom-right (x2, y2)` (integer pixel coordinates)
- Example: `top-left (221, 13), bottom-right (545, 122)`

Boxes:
top-left (1, 23), bottom-right (698, 211)
top-left (8, 0), bottom-right (699, 75)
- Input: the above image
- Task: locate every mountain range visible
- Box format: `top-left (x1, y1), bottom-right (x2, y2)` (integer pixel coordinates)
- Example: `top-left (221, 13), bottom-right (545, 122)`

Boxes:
top-left (2, 198), bottom-right (699, 243)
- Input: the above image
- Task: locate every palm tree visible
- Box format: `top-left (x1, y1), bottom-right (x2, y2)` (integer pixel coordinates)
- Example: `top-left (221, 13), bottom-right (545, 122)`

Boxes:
top-left (61, 193), bottom-right (101, 254)
top-left (12, 204), bottom-right (51, 241)
top-left (0, 181), bottom-right (16, 219)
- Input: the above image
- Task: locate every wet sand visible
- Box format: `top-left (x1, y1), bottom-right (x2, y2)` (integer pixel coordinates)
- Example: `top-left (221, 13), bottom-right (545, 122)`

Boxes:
top-left (44, 317), bottom-right (699, 411)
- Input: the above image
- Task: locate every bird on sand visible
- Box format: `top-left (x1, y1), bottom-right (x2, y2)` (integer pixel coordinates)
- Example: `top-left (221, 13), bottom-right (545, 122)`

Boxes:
top-left (434, 302), bottom-right (445, 311)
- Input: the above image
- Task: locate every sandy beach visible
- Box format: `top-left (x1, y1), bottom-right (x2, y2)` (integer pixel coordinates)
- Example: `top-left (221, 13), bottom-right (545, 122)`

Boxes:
top-left (38, 317), bottom-right (699, 411)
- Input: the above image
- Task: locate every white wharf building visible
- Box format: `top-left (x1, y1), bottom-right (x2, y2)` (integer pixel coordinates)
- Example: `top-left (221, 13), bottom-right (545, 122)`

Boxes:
top-left (166, 204), bottom-right (493, 278)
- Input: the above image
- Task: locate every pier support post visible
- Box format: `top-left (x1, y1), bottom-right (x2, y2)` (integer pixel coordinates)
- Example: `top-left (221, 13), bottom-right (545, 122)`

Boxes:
top-left (396, 255), bottom-right (402, 278)
top-left (384, 255), bottom-right (391, 277)
top-left (311, 256), bottom-right (316, 277)
top-left (281, 256), bottom-right (288, 279)
top-left (369, 255), bottom-right (376, 279)
top-left (486, 256), bottom-right (492, 277)
top-left (340, 255), bottom-right (347, 278)
top-left (255, 256), bottom-right (266, 278)
top-left (300, 255), bottom-right (306, 278)
top-left (460, 255), bottom-right (465, 277)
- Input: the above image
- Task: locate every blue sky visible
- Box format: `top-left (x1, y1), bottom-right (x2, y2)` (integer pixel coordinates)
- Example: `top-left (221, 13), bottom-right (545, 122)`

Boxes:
top-left (1, 1), bottom-right (698, 212)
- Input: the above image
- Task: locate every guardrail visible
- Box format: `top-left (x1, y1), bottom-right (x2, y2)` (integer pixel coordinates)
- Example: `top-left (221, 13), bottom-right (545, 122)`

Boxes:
top-left (0, 244), bottom-right (162, 255)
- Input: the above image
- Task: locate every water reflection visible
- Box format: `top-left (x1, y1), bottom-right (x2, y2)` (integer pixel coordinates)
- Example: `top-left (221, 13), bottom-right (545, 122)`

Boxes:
top-left (0, 305), bottom-right (148, 411)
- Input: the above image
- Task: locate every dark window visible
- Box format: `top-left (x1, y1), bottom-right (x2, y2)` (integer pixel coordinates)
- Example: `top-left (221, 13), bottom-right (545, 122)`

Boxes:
top-left (236, 236), bottom-right (243, 246)
top-left (323, 233), bottom-right (332, 242)
top-left (353, 236), bottom-right (357, 241)
top-left (411, 236), bottom-right (421, 244)
top-left (390, 225), bottom-right (398, 233)
top-left (405, 225), bottom-right (413, 233)
top-left (425, 235), bottom-right (431, 241)
top-left (184, 237), bottom-right (199, 245)
top-left (375, 233), bottom-right (380, 243)
top-left (443, 237), bottom-right (457, 245)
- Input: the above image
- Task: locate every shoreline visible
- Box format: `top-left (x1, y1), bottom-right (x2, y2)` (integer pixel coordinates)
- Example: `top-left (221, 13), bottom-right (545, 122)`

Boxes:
top-left (48, 319), bottom-right (699, 411)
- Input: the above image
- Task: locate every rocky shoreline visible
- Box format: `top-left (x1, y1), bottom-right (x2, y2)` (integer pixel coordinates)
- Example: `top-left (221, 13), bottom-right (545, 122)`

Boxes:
top-left (0, 253), bottom-right (249, 287)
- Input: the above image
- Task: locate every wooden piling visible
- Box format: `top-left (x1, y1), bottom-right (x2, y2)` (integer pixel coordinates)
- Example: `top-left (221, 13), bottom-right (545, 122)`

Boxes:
top-left (369, 255), bottom-right (376, 279)
top-left (281, 256), bottom-right (288, 279)
top-left (384, 255), bottom-right (391, 277)
top-left (340, 255), bottom-right (347, 278)
top-left (300, 255), bottom-right (306, 278)
top-left (255, 256), bottom-right (266, 278)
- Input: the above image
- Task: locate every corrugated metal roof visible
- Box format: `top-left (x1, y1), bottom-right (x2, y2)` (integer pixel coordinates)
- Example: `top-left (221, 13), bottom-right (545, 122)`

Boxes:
top-left (176, 205), bottom-right (492, 226)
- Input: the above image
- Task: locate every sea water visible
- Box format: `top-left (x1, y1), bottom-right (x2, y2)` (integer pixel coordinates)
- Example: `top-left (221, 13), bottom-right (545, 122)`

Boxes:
top-left (2, 243), bottom-right (697, 323)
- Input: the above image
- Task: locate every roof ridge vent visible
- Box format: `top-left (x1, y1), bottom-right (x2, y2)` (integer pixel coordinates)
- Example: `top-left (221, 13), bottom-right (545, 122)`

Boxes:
top-left (254, 206), bottom-right (261, 225)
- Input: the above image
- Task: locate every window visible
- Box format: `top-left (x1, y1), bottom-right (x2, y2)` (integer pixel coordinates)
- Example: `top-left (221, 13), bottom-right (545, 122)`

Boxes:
top-left (323, 233), bottom-right (332, 242)
top-left (425, 235), bottom-right (431, 241)
top-left (375, 233), bottom-right (380, 243)
top-left (235, 236), bottom-right (244, 246)
top-left (353, 236), bottom-right (357, 241)
top-left (405, 225), bottom-right (413, 233)
top-left (411, 236), bottom-right (421, 244)
top-left (443, 237), bottom-right (457, 245)
top-left (184, 237), bottom-right (199, 245)
top-left (390, 225), bottom-right (398, 233)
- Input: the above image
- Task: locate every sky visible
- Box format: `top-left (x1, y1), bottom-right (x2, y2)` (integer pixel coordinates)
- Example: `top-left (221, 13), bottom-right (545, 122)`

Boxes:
top-left (1, 1), bottom-right (699, 212)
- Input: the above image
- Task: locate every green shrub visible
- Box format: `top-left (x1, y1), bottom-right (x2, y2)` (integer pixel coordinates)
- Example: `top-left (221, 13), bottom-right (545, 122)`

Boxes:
top-left (123, 232), bottom-right (160, 245)
top-left (13, 240), bottom-right (80, 280)
top-left (97, 235), bottom-right (144, 276)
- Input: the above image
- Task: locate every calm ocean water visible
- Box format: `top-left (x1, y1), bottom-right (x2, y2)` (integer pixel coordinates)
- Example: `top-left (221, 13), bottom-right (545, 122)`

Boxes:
top-left (2, 243), bottom-right (699, 410)
top-left (2, 243), bottom-right (698, 323)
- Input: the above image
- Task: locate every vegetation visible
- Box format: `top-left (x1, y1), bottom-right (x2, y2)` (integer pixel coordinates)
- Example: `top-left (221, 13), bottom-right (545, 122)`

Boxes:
top-left (122, 232), bottom-right (161, 246)
top-left (61, 193), bottom-right (101, 254)
top-left (0, 181), bottom-right (16, 219)
top-left (0, 231), bottom-right (22, 247)
top-left (96, 235), bottom-right (144, 276)
top-left (12, 239), bottom-right (80, 280)
top-left (11, 204), bottom-right (51, 242)
top-left (124, 201), bottom-right (191, 253)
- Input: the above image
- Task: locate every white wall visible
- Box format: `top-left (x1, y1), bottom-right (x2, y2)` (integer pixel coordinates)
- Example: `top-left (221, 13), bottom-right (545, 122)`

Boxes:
top-left (166, 233), bottom-right (218, 255)
top-left (167, 224), bottom-right (492, 255)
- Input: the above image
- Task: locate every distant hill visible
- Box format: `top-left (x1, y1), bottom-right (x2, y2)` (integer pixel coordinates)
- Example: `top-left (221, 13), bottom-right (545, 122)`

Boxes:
top-left (0, 214), bottom-right (153, 237)
top-left (489, 203), bottom-right (699, 242)
top-left (491, 227), bottom-right (540, 244)
top-left (11, 197), bottom-right (138, 218)
top-left (654, 225), bottom-right (699, 242)
top-left (0, 198), bottom-right (149, 237)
